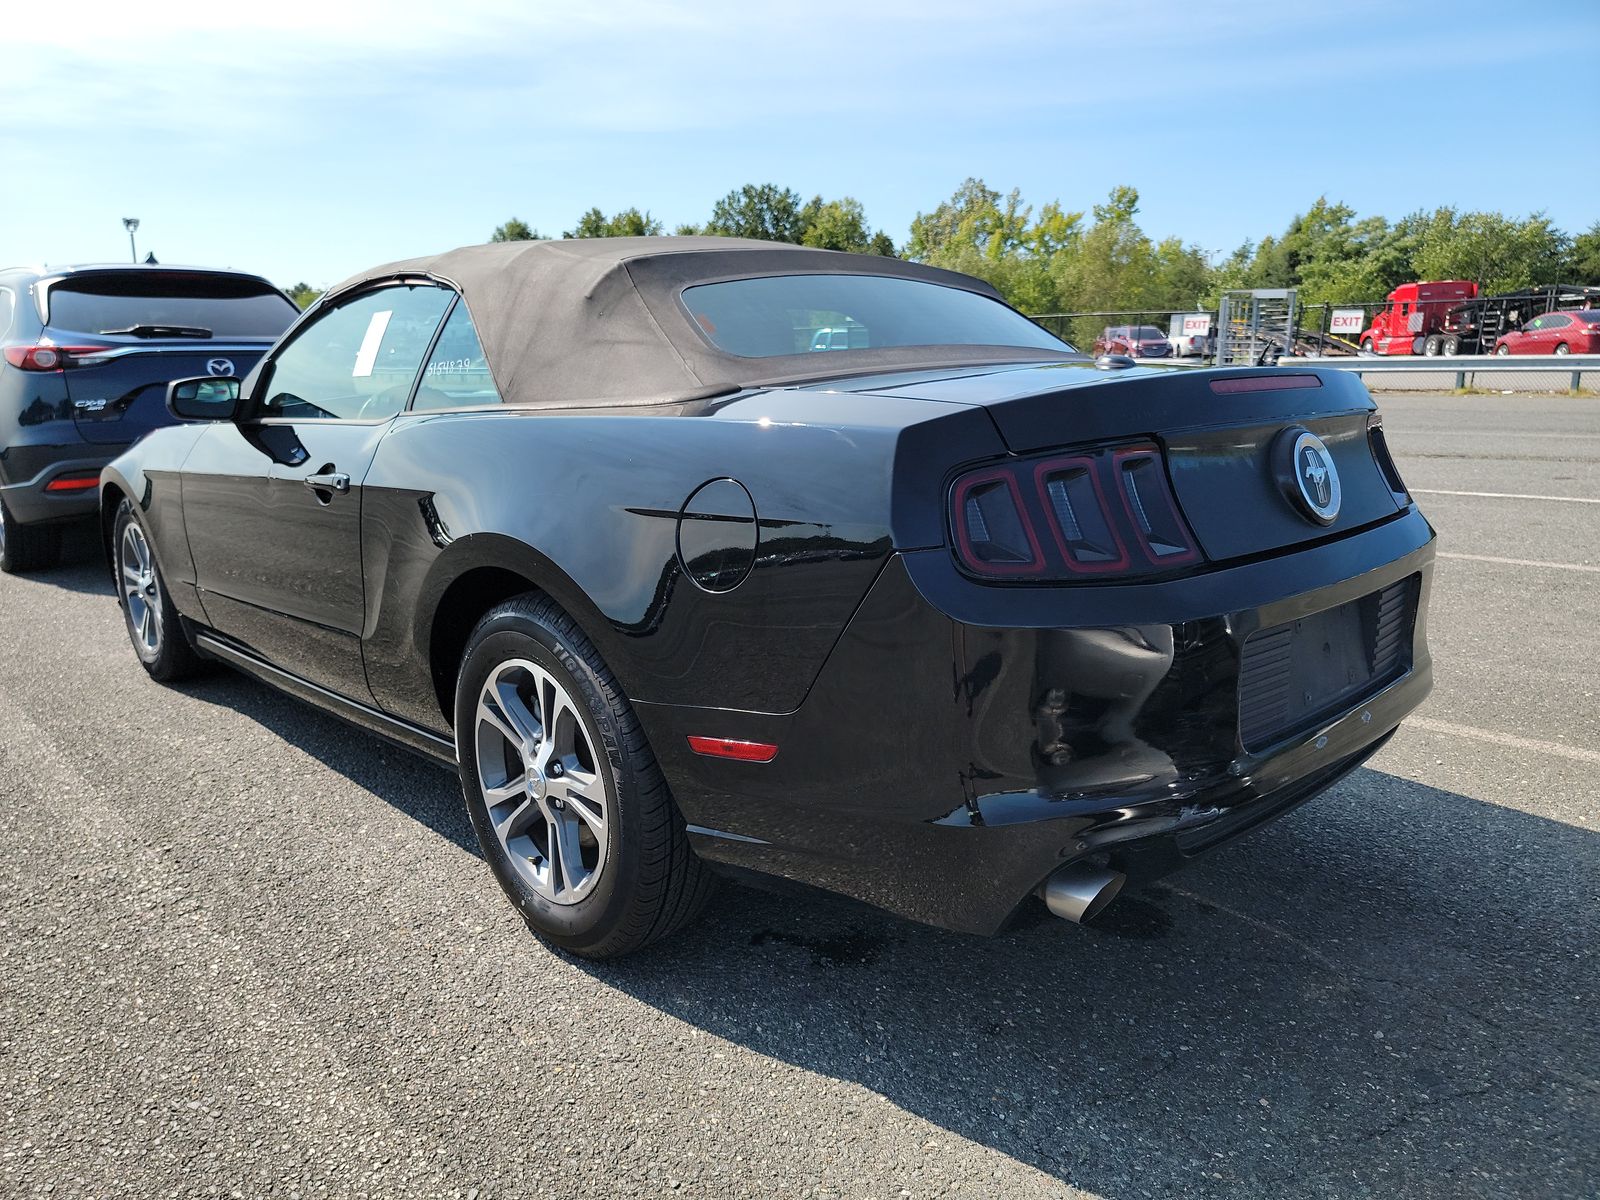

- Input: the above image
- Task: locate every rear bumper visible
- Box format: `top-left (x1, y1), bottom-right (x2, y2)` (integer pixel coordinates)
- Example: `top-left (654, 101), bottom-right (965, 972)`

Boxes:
top-left (638, 508), bottom-right (1435, 935)
top-left (0, 451), bottom-right (125, 524)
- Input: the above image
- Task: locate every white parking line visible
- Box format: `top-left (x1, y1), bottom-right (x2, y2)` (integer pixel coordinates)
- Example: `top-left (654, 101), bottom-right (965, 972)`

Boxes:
top-left (1437, 552), bottom-right (1600, 574)
top-left (1411, 488), bottom-right (1600, 505)
top-left (1405, 716), bottom-right (1600, 766)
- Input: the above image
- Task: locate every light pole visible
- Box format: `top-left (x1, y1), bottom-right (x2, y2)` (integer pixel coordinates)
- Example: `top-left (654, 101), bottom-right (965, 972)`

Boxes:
top-left (122, 217), bottom-right (140, 263)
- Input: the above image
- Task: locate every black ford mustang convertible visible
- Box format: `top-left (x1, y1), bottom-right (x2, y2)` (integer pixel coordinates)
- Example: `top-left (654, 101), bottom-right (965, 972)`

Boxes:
top-left (102, 238), bottom-right (1433, 958)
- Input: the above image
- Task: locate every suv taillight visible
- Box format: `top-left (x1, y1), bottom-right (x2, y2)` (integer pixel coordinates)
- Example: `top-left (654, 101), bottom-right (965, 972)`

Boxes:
top-left (951, 442), bottom-right (1201, 581)
top-left (2, 342), bottom-right (113, 371)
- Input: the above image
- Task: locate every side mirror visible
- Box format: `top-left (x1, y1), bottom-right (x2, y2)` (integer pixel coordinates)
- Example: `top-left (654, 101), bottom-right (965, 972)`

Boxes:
top-left (167, 375), bottom-right (241, 422)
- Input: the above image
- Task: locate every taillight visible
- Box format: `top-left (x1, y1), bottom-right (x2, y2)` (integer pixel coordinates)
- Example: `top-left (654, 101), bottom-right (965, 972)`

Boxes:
top-left (2, 342), bottom-right (113, 371)
top-left (44, 471), bottom-right (101, 493)
top-left (1113, 446), bottom-right (1200, 565)
top-left (1367, 412), bottom-right (1410, 503)
top-left (951, 443), bottom-right (1201, 581)
top-left (1034, 455), bottom-right (1126, 573)
top-left (952, 468), bottom-right (1045, 576)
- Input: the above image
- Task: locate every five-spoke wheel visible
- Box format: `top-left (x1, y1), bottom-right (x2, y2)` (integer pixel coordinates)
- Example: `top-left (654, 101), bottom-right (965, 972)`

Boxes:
top-left (120, 521), bottom-right (163, 660)
top-left (455, 593), bottom-right (713, 958)
top-left (475, 659), bottom-right (610, 905)
top-left (111, 499), bottom-right (204, 682)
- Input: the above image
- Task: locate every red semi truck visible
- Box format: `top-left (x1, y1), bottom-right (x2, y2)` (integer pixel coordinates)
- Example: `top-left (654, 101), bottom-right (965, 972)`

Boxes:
top-left (1358, 280), bottom-right (1478, 355)
top-left (1358, 281), bottom-right (1600, 356)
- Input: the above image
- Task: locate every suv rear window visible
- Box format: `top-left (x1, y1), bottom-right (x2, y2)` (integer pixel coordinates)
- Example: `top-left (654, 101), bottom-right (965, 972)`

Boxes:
top-left (46, 272), bottom-right (299, 338)
top-left (681, 273), bottom-right (1072, 358)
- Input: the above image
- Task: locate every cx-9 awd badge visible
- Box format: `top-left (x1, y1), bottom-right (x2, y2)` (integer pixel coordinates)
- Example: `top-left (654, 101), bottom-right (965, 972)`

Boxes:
top-left (1272, 427), bottom-right (1341, 525)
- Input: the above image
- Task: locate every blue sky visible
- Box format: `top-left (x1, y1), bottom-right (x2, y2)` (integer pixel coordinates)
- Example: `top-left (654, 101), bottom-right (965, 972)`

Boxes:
top-left (2, 0), bottom-right (1594, 291)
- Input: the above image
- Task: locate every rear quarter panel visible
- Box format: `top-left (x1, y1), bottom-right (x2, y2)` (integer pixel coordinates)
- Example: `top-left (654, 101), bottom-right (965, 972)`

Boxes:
top-left (359, 389), bottom-right (1002, 733)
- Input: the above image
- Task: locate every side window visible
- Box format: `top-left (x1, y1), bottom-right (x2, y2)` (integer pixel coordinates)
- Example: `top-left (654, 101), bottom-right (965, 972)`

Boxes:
top-left (258, 284), bottom-right (452, 421)
top-left (1546, 313), bottom-right (1571, 329)
top-left (1526, 316), bottom-right (1544, 332)
top-left (413, 302), bottom-right (502, 411)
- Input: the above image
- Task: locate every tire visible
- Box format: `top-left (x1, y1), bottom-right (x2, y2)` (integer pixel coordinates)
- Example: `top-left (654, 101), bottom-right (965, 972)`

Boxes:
top-left (113, 500), bottom-right (204, 682)
top-left (0, 498), bottom-right (62, 575)
top-left (1361, 339), bottom-right (1375, 354)
top-left (1423, 336), bottom-right (1440, 356)
top-left (1554, 343), bottom-right (1569, 355)
top-left (1496, 343), bottom-right (1511, 356)
top-left (455, 593), bottom-right (714, 959)
top-left (1442, 336), bottom-right (1460, 356)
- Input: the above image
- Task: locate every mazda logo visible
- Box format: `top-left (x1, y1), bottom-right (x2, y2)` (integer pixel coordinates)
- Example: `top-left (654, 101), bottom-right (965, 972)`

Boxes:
top-left (1273, 427), bottom-right (1342, 525)
top-left (205, 358), bottom-right (234, 377)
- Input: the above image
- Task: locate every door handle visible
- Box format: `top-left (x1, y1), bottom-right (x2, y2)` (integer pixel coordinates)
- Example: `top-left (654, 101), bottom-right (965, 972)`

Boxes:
top-left (304, 470), bottom-right (350, 495)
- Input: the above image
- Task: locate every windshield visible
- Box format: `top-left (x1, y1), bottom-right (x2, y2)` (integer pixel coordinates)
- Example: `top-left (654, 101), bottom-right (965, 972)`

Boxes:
top-left (1571, 309), bottom-right (1600, 325)
top-left (47, 272), bottom-right (299, 338)
top-left (1134, 326), bottom-right (1166, 339)
top-left (681, 274), bottom-right (1074, 358)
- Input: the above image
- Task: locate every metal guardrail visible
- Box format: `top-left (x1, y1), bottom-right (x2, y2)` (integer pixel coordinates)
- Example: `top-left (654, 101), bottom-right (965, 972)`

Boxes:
top-left (1280, 354), bottom-right (1600, 393)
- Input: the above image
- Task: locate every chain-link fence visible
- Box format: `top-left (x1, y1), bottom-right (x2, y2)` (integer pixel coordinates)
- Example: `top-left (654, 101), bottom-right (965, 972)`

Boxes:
top-left (1033, 285), bottom-right (1600, 364)
top-left (1030, 305), bottom-right (1367, 359)
top-left (1028, 301), bottom-right (1598, 391)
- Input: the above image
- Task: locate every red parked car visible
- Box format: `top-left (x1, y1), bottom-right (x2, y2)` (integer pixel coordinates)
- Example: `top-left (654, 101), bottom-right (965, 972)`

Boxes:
top-left (1093, 324), bottom-right (1173, 358)
top-left (1493, 309), bottom-right (1600, 355)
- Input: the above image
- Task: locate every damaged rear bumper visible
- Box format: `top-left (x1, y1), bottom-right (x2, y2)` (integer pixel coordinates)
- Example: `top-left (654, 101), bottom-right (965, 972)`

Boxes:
top-left (637, 508), bottom-right (1435, 935)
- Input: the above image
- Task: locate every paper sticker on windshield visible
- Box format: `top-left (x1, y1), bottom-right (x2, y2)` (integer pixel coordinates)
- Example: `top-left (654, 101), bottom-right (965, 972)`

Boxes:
top-left (352, 310), bottom-right (393, 378)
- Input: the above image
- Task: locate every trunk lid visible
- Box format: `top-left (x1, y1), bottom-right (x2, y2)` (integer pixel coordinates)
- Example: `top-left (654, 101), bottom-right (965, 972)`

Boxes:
top-left (63, 341), bottom-right (274, 444)
top-left (850, 362), bottom-right (1404, 563)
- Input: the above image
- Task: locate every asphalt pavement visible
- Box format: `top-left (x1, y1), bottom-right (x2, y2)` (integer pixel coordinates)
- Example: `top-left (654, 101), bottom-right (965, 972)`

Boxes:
top-left (2, 391), bottom-right (1596, 1199)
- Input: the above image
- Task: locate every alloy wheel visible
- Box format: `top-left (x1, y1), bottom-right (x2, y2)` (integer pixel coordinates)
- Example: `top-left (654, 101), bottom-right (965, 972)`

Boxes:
top-left (474, 658), bottom-right (610, 905)
top-left (120, 523), bottom-right (162, 658)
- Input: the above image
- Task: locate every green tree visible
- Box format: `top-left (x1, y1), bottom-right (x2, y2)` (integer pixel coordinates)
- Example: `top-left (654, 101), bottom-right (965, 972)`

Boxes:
top-left (564, 207), bottom-right (664, 238)
top-left (706, 184), bottom-right (805, 242)
top-left (1563, 220), bottom-right (1600, 285)
top-left (1146, 237), bottom-right (1213, 312)
top-left (489, 217), bottom-right (542, 243)
top-left (1412, 209), bottom-right (1566, 293)
top-left (673, 222), bottom-right (703, 237)
top-left (1294, 210), bottom-right (1407, 303)
top-left (866, 231), bottom-right (897, 257)
top-left (793, 196), bottom-right (898, 255)
top-left (1052, 185), bottom-right (1155, 316)
top-left (1208, 241), bottom-right (1256, 300)
top-left (1233, 197), bottom-right (1365, 293)
top-left (907, 178), bottom-right (1079, 313)
top-left (798, 196), bottom-right (872, 252)
top-left (906, 178), bottom-right (1005, 262)
top-left (284, 282), bottom-right (322, 310)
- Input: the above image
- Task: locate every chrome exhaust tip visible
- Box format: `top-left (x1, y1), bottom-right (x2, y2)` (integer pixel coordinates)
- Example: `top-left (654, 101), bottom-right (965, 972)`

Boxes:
top-left (1040, 864), bottom-right (1126, 925)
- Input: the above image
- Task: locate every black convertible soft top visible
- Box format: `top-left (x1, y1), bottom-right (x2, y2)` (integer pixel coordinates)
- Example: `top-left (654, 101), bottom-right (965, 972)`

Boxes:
top-left (320, 237), bottom-right (1078, 407)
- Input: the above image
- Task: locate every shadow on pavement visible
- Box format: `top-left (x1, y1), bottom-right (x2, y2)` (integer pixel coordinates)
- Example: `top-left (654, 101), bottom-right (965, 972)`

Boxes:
top-left (18, 526), bottom-right (113, 595)
top-left (171, 665), bottom-right (482, 860)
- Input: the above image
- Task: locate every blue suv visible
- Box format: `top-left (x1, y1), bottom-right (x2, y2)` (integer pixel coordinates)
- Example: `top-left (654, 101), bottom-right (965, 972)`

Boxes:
top-left (0, 264), bottom-right (300, 571)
